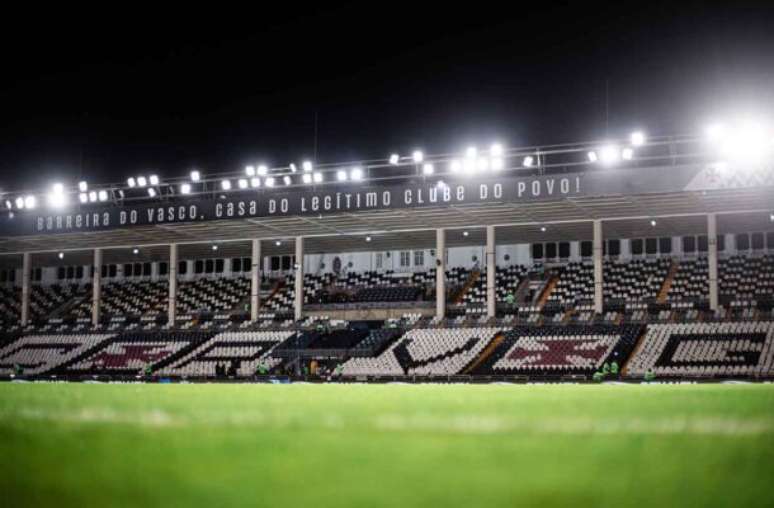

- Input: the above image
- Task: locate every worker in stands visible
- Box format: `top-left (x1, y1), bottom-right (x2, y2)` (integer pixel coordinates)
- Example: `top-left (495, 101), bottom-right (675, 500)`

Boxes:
top-left (610, 361), bottom-right (619, 377)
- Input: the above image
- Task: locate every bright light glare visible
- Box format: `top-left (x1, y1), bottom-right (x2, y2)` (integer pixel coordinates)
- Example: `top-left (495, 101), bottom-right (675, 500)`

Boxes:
top-left (650, 219), bottom-right (657, 227)
top-left (52, 183), bottom-right (64, 194)
top-left (412, 150), bottom-right (424, 163)
top-left (147, 188), bottom-right (157, 197)
top-left (15, 197), bottom-right (24, 209)
top-left (190, 170), bottom-right (201, 182)
top-left (523, 156), bottom-right (534, 167)
top-left (149, 175), bottom-right (159, 186)
top-left (350, 167), bottom-right (363, 181)
top-left (250, 177), bottom-right (261, 188)
top-left (490, 143), bottom-right (503, 156)
top-left (24, 195), bottom-right (36, 209)
top-left (245, 166), bottom-right (256, 176)
top-left (180, 183), bottom-right (192, 194)
top-left (133, 248), bottom-right (139, 255)
top-left (622, 147), bottom-right (634, 160)
top-left (587, 151), bottom-right (598, 162)
top-left (465, 146), bottom-right (477, 158)
top-left (257, 165), bottom-right (268, 176)
top-left (266, 177), bottom-right (275, 187)
top-left (450, 160), bottom-right (461, 173)
top-left (78, 193), bottom-right (88, 204)
top-left (283, 176), bottom-right (292, 186)
top-left (238, 179), bottom-right (249, 189)
top-left (302, 173), bottom-right (313, 184)
top-left (717, 120), bottom-right (774, 164)
top-left (89, 191), bottom-right (98, 203)
top-left (365, 236), bottom-right (372, 242)
top-left (4, 200), bottom-right (11, 209)
top-left (58, 252), bottom-right (64, 260)
top-left (79, 181), bottom-right (88, 192)
top-left (221, 179), bottom-right (232, 191)
top-left (599, 145), bottom-right (620, 165)
top-left (630, 131), bottom-right (646, 146)
top-left (389, 154), bottom-right (400, 165)
top-left (137, 176), bottom-right (148, 187)
top-left (289, 163), bottom-right (297, 173)
top-left (336, 170), bottom-right (348, 181)
top-left (477, 158), bottom-right (489, 171)
top-left (491, 157), bottom-right (504, 171)
top-left (98, 190), bottom-right (108, 202)
top-left (422, 163), bottom-right (434, 175)
top-left (313, 172), bottom-right (323, 183)
top-left (302, 161), bottom-right (313, 172)
top-left (706, 123), bottom-right (725, 141)
top-left (127, 177), bottom-right (137, 188)
top-left (436, 180), bottom-right (447, 189)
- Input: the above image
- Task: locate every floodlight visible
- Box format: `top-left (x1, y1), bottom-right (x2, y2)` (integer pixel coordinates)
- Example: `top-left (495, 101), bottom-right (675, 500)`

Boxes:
top-left (365, 236), bottom-right (372, 242)
top-left (336, 170), bottom-right (348, 182)
top-left (477, 158), bottom-right (489, 171)
top-left (706, 123), bottom-right (725, 141)
top-left (450, 160), bottom-right (461, 173)
top-left (137, 176), bottom-right (148, 187)
top-left (303, 161), bottom-right (313, 172)
top-left (463, 231), bottom-right (469, 237)
top-left (283, 176), bottom-right (292, 186)
top-left (540, 226), bottom-right (547, 232)
top-left (238, 179), bottom-right (248, 189)
top-left (127, 177), bottom-right (137, 188)
top-left (587, 151), bottom-right (598, 162)
top-left (245, 166), bottom-right (256, 176)
top-left (180, 183), bottom-right (192, 195)
top-left (302, 173), bottom-right (313, 184)
top-left (412, 150), bottom-right (424, 163)
top-left (52, 183), bottom-right (64, 194)
top-left (257, 165), bottom-right (268, 176)
top-left (275, 240), bottom-right (282, 246)
top-left (289, 163), bottom-right (297, 173)
top-left (599, 145), bottom-right (620, 165)
top-left (149, 175), bottom-right (159, 186)
top-left (133, 248), bottom-right (139, 255)
top-left (78, 181), bottom-right (88, 192)
top-left (89, 191), bottom-right (98, 202)
top-left (490, 143), bottom-right (503, 157)
top-left (650, 219), bottom-right (657, 227)
top-left (24, 195), bottom-right (36, 209)
top-left (221, 179), bottom-right (232, 191)
top-left (58, 252), bottom-right (64, 260)
top-left (5, 200), bottom-right (12, 209)
top-left (422, 163), bottom-right (434, 175)
top-left (148, 188), bottom-right (157, 197)
top-left (190, 170), bottom-right (201, 182)
top-left (622, 147), bottom-right (634, 160)
top-left (630, 131), bottom-right (646, 146)
top-left (491, 158), bottom-right (504, 171)
top-left (47, 191), bottom-right (67, 209)
top-left (465, 146), bottom-right (477, 158)
top-left (250, 177), bottom-right (261, 188)
top-left (212, 245), bottom-right (218, 251)
top-left (98, 190), bottom-right (109, 202)
top-left (350, 167), bottom-right (363, 181)
top-left (265, 177), bottom-right (275, 187)
top-left (523, 156), bottom-right (534, 168)
top-left (389, 154), bottom-right (400, 165)
top-left (313, 172), bottom-right (323, 183)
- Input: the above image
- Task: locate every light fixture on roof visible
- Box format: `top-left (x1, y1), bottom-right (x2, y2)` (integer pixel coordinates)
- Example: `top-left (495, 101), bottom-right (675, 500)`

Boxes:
top-left (770, 213), bottom-right (774, 222)
top-left (24, 195), bottom-right (36, 209)
top-left (302, 161), bottom-right (313, 172)
top-left (147, 188), bottom-right (157, 197)
top-left (450, 160), bottom-right (461, 173)
top-left (717, 119), bottom-right (774, 164)
top-left (149, 175), bottom-right (159, 186)
top-left (490, 143), bottom-right (504, 157)
top-left (47, 183), bottom-right (67, 209)
top-left (336, 170), bottom-right (348, 182)
top-left (221, 179), bottom-right (232, 191)
top-left (98, 190), bottom-right (109, 202)
top-left (5, 200), bottom-right (13, 209)
top-left (265, 177), bottom-right (275, 187)
top-left (289, 163), bottom-right (297, 173)
top-left (302, 173), bottom-right (313, 184)
top-left (350, 167), bottom-right (363, 181)
top-left (283, 176), bottom-right (292, 186)
top-left (212, 245), bottom-right (218, 251)
top-left (127, 177), bottom-right (137, 188)
top-left (275, 240), bottom-right (282, 246)
top-left (599, 145), bottom-right (621, 165)
top-left (650, 219), bottom-right (657, 227)
top-left (58, 252), bottom-right (64, 260)
top-left (133, 248), bottom-right (139, 255)
top-left (523, 156), bottom-right (535, 168)
top-left (412, 150), bottom-right (424, 163)
top-left (313, 172), bottom-right (323, 183)
top-left (463, 231), bottom-right (469, 237)
top-left (365, 236), bottom-right (372, 242)
top-left (389, 154), bottom-right (400, 165)
top-left (15, 197), bottom-right (24, 209)
top-left (250, 177), bottom-right (261, 188)
top-left (78, 181), bottom-right (88, 192)
top-left (630, 131), bottom-right (646, 146)
top-left (88, 191), bottom-right (98, 203)
top-left (587, 151), bottom-right (598, 163)
top-left (622, 147), bottom-right (634, 160)
top-left (245, 165), bottom-right (256, 177)
top-left (180, 183), bottom-right (192, 195)
top-left (238, 178), bottom-right (249, 189)
top-left (257, 165), bottom-right (268, 176)
top-left (540, 226), bottom-right (547, 232)
top-left (137, 176), bottom-right (148, 187)
top-left (422, 163), bottom-right (434, 175)
top-left (190, 170), bottom-right (201, 182)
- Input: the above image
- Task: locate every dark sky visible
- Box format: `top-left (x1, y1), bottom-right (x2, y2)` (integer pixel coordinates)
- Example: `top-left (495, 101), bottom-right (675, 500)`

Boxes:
top-left (1, 2), bottom-right (773, 192)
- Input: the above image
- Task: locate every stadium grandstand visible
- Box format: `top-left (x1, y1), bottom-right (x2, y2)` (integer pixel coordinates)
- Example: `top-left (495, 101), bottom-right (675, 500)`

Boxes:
top-left (1, 129), bottom-right (773, 383)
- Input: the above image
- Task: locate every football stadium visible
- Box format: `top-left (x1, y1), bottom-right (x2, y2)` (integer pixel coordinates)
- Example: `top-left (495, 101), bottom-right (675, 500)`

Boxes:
top-left (3, 5), bottom-right (774, 507)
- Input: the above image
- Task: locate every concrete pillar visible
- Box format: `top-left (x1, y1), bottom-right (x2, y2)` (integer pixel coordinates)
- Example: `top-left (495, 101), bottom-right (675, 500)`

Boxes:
top-left (168, 243), bottom-right (178, 326)
top-left (251, 239), bottom-right (261, 321)
top-left (593, 220), bottom-right (604, 314)
top-left (708, 213), bottom-right (719, 311)
top-left (21, 252), bottom-right (31, 326)
top-left (486, 225), bottom-right (496, 318)
top-left (436, 228), bottom-right (446, 319)
top-left (92, 248), bottom-right (102, 326)
top-left (294, 237), bottom-right (304, 320)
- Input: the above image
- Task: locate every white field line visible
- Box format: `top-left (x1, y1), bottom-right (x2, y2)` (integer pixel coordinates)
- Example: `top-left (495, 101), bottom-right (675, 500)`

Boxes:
top-left (0, 407), bottom-right (772, 436)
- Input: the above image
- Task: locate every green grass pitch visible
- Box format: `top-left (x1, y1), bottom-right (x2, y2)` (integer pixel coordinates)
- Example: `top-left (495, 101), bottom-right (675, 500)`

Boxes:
top-left (2, 382), bottom-right (774, 508)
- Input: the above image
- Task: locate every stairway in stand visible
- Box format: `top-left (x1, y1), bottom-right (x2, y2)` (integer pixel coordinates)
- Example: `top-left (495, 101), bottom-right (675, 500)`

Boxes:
top-left (462, 332), bottom-right (505, 375)
top-left (657, 259), bottom-right (679, 304)
top-left (536, 276), bottom-right (560, 309)
top-left (453, 270), bottom-right (480, 304)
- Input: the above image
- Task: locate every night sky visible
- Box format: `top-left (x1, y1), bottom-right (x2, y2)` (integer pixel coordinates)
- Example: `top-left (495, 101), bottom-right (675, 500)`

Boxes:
top-left (1, 3), bottom-right (773, 192)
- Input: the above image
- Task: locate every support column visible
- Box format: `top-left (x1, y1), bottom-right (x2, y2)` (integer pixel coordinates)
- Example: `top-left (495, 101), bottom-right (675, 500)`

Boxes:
top-left (168, 243), bottom-right (178, 327)
top-left (708, 213), bottom-right (719, 311)
top-left (593, 220), bottom-right (604, 315)
top-left (486, 225), bottom-right (496, 318)
top-left (294, 237), bottom-right (304, 320)
top-left (20, 252), bottom-right (31, 326)
top-left (92, 248), bottom-right (102, 326)
top-left (436, 228), bottom-right (446, 319)
top-left (251, 239), bottom-right (261, 321)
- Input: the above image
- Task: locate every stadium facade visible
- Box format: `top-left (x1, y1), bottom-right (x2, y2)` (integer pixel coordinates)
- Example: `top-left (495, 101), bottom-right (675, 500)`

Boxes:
top-left (0, 132), bottom-right (773, 382)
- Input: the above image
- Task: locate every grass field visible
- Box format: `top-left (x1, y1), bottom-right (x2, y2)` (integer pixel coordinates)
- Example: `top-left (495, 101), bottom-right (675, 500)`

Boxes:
top-left (1, 383), bottom-right (774, 508)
